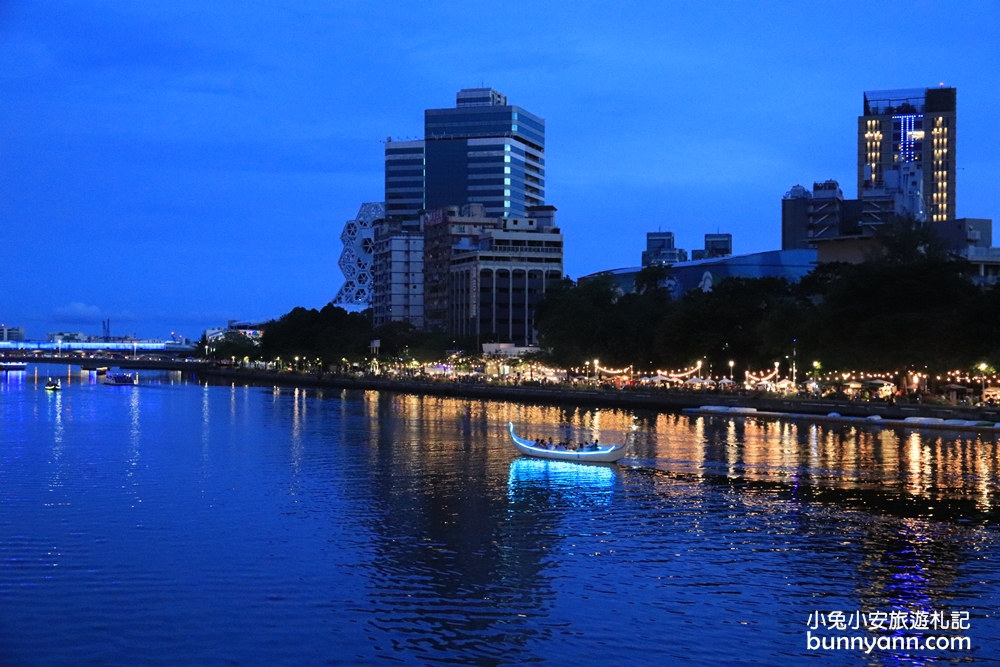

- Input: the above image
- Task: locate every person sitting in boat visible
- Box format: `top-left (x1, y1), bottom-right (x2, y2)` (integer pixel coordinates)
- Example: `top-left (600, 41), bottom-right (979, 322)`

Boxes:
top-left (547, 438), bottom-right (555, 450)
top-left (592, 438), bottom-right (600, 450)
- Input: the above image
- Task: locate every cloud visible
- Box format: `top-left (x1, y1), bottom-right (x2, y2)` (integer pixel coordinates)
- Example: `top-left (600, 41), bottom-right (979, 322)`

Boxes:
top-left (53, 302), bottom-right (103, 324)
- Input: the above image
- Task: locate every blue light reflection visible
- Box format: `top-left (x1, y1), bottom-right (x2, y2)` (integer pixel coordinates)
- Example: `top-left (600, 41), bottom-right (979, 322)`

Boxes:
top-left (507, 458), bottom-right (618, 506)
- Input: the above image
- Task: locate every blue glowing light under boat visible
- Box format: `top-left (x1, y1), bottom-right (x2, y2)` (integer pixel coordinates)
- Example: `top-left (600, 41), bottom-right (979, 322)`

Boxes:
top-left (507, 457), bottom-right (617, 491)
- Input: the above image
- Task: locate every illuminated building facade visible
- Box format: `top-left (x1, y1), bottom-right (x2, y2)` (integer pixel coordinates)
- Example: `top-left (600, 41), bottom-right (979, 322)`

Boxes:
top-left (333, 202), bottom-right (384, 307)
top-left (858, 87), bottom-right (956, 222)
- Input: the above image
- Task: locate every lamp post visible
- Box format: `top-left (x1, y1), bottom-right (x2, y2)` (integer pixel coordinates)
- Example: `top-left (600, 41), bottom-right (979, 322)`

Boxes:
top-left (696, 360), bottom-right (702, 379)
top-left (594, 359), bottom-right (600, 382)
top-left (728, 360), bottom-right (734, 380)
top-left (774, 361), bottom-right (780, 380)
top-left (979, 363), bottom-right (988, 400)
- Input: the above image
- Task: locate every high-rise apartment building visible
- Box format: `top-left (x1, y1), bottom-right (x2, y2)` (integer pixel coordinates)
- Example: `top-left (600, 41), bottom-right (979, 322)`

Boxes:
top-left (859, 87), bottom-right (956, 222)
top-left (371, 218), bottom-right (424, 328)
top-left (384, 88), bottom-right (545, 221)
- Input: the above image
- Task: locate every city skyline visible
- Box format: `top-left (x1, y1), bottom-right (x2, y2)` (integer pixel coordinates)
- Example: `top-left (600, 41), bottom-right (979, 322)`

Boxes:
top-left (1, 1), bottom-right (997, 339)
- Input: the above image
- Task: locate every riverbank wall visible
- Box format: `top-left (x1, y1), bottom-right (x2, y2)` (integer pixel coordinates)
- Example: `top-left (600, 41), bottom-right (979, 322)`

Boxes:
top-left (201, 368), bottom-right (1000, 426)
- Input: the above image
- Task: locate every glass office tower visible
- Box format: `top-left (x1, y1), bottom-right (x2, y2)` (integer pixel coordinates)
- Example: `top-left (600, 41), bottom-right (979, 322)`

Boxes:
top-left (425, 88), bottom-right (545, 218)
top-left (384, 88), bottom-right (545, 220)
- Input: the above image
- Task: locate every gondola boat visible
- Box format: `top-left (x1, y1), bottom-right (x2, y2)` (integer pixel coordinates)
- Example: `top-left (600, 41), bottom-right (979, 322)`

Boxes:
top-left (104, 373), bottom-right (137, 386)
top-left (44, 378), bottom-right (61, 391)
top-left (508, 422), bottom-right (627, 463)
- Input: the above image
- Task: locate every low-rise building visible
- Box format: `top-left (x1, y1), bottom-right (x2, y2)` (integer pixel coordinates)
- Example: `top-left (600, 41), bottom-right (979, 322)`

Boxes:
top-left (582, 249), bottom-right (817, 297)
top-left (1, 326), bottom-right (25, 342)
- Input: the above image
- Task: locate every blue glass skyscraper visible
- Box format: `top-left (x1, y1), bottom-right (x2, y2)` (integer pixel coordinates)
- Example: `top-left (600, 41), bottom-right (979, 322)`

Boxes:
top-left (384, 88), bottom-right (545, 220)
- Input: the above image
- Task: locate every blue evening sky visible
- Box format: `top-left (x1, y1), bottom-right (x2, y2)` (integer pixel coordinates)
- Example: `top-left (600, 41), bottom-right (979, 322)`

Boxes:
top-left (1, 1), bottom-right (997, 339)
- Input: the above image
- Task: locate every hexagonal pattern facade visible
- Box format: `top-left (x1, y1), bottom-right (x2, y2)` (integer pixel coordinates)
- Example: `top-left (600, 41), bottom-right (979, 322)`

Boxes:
top-left (332, 202), bottom-right (384, 307)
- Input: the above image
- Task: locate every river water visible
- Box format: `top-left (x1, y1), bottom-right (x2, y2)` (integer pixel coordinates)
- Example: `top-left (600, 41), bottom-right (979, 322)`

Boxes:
top-left (2, 366), bottom-right (999, 666)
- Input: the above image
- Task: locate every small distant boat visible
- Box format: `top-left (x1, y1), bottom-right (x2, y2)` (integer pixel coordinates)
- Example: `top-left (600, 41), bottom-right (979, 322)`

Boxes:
top-left (44, 378), bottom-right (61, 391)
top-left (104, 373), bottom-right (137, 386)
top-left (508, 422), bottom-right (627, 463)
top-left (1, 361), bottom-right (28, 371)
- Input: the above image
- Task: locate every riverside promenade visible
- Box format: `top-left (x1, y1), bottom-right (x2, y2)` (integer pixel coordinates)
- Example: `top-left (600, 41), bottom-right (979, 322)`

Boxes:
top-left (202, 368), bottom-right (1000, 431)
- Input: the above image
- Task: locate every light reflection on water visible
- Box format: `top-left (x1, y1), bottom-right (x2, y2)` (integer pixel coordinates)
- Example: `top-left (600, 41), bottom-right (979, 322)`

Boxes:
top-left (0, 371), bottom-right (999, 666)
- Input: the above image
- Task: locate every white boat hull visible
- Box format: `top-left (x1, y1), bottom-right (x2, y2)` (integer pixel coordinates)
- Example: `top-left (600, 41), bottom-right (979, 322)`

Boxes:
top-left (508, 422), bottom-right (626, 463)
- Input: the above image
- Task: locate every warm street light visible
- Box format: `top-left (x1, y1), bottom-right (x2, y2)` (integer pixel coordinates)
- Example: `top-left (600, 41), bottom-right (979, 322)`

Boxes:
top-left (696, 360), bottom-right (702, 379)
top-left (728, 360), bottom-right (734, 380)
